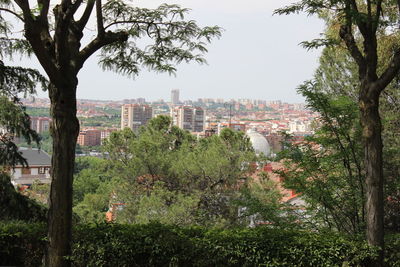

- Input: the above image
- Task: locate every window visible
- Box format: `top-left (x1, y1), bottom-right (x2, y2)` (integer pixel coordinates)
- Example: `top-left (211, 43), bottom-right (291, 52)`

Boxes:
top-left (39, 167), bottom-right (45, 174)
top-left (22, 167), bottom-right (31, 175)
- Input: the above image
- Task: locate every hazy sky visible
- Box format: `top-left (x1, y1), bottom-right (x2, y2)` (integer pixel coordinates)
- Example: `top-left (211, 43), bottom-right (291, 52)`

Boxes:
top-left (31, 0), bottom-right (325, 102)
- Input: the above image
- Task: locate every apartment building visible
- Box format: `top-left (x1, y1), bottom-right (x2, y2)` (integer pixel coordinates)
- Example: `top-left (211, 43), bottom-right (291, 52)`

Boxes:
top-left (30, 117), bottom-right (51, 133)
top-left (77, 129), bottom-right (101, 146)
top-left (121, 104), bottom-right (153, 132)
top-left (171, 106), bottom-right (205, 132)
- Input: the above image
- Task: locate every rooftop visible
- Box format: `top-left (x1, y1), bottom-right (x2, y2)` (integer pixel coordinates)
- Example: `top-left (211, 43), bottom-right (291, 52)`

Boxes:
top-left (18, 147), bottom-right (51, 166)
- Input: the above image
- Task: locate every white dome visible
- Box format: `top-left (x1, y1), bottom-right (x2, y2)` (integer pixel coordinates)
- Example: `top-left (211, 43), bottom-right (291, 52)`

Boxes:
top-left (246, 129), bottom-right (271, 156)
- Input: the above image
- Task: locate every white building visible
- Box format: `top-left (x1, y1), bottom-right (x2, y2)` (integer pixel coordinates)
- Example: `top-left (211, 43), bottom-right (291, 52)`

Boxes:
top-left (121, 104), bottom-right (153, 133)
top-left (10, 147), bottom-right (52, 185)
top-left (171, 106), bottom-right (205, 132)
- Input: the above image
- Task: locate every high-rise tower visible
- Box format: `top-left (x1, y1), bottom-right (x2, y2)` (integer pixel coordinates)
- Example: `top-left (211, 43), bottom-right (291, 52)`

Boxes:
top-left (171, 89), bottom-right (180, 105)
top-left (170, 106), bottom-right (204, 132)
top-left (121, 104), bottom-right (153, 132)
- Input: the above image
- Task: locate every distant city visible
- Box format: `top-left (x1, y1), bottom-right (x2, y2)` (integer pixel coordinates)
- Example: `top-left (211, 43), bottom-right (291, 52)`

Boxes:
top-left (23, 89), bottom-right (317, 152)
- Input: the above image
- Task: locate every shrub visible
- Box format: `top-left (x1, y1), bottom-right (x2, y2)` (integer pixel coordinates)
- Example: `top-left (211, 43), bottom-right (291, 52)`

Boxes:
top-left (0, 221), bottom-right (46, 266)
top-left (0, 222), bottom-right (399, 266)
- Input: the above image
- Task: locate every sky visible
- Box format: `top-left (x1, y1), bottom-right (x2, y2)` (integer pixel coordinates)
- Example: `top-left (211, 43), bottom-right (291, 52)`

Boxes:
top-left (27, 0), bottom-right (325, 102)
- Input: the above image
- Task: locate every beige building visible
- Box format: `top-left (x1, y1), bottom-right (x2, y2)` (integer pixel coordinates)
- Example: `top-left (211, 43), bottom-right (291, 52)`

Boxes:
top-left (121, 104), bottom-right (153, 132)
top-left (171, 106), bottom-right (205, 132)
top-left (30, 117), bottom-right (51, 133)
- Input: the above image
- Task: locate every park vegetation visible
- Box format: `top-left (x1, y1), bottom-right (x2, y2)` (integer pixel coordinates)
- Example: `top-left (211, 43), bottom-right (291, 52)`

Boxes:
top-left (1, 0), bottom-right (400, 266)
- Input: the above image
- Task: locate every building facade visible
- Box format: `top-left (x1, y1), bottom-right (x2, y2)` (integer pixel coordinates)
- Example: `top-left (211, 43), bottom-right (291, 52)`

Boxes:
top-left (171, 106), bottom-right (205, 132)
top-left (10, 147), bottom-right (52, 185)
top-left (121, 104), bottom-right (153, 132)
top-left (77, 129), bottom-right (102, 146)
top-left (30, 117), bottom-right (51, 133)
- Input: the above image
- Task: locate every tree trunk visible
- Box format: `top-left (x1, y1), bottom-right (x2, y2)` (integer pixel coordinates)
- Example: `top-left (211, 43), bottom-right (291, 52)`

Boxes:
top-left (360, 92), bottom-right (384, 266)
top-left (46, 81), bottom-right (79, 267)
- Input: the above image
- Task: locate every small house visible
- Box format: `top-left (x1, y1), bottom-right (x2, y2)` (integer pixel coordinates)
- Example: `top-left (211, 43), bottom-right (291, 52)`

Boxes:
top-left (10, 147), bottom-right (51, 185)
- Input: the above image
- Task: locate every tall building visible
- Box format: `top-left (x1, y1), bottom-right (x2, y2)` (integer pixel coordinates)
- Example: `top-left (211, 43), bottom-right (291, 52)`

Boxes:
top-left (30, 117), bottom-right (51, 133)
top-left (171, 106), bottom-right (205, 132)
top-left (121, 104), bottom-right (153, 132)
top-left (193, 107), bottom-right (205, 132)
top-left (171, 89), bottom-right (180, 105)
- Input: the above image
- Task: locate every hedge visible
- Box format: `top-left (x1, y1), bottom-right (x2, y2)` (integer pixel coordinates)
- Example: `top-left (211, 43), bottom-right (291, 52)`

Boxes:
top-left (1, 221), bottom-right (399, 266)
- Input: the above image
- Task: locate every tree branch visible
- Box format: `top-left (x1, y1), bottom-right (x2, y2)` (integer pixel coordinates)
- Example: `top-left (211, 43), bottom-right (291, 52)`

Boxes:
top-left (376, 48), bottom-right (400, 91)
top-left (66, 0), bottom-right (84, 20)
top-left (78, 31), bottom-right (128, 68)
top-left (37, 0), bottom-right (50, 21)
top-left (339, 24), bottom-right (366, 75)
top-left (104, 20), bottom-right (173, 30)
top-left (77, 0), bottom-right (95, 32)
top-left (14, 0), bottom-right (32, 23)
top-left (373, 0), bottom-right (382, 32)
top-left (96, 0), bottom-right (105, 36)
top-left (0, 8), bottom-right (24, 22)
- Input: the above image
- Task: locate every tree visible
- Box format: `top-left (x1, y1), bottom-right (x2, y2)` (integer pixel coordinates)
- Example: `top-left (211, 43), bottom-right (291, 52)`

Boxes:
top-left (314, 44), bottom-right (400, 233)
top-left (0, 66), bottom-right (48, 222)
top-left (0, 1), bottom-right (220, 265)
top-left (0, 10), bottom-right (50, 219)
top-left (0, 60), bottom-right (45, 166)
top-left (277, 84), bottom-right (365, 234)
top-left (276, 1), bottom-right (400, 264)
top-left (102, 118), bottom-right (260, 227)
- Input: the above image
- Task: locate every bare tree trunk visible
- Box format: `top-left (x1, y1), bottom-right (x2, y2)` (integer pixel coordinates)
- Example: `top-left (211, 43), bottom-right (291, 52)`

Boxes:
top-left (46, 82), bottom-right (79, 267)
top-left (360, 91), bottom-right (384, 267)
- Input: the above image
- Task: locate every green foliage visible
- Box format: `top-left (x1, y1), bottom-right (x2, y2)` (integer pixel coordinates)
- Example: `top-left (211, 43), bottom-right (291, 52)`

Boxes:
top-left (0, 96), bottom-right (41, 166)
top-left (0, 61), bottom-right (47, 98)
top-left (0, 35), bottom-right (47, 165)
top-left (73, 157), bottom-right (113, 223)
top-left (0, 221), bottom-right (46, 267)
top-left (79, 115), bottom-right (120, 128)
top-left (23, 180), bottom-right (50, 205)
top-left (124, 181), bottom-right (201, 225)
top-left (236, 172), bottom-right (296, 227)
top-left (25, 107), bottom-right (50, 117)
top-left (99, 3), bottom-right (221, 77)
top-left (0, 19), bottom-right (49, 224)
top-left (3, 221), bottom-right (400, 266)
top-left (306, 39), bottom-right (400, 233)
top-left (18, 130), bottom-right (53, 154)
top-left (277, 83), bottom-right (365, 234)
top-left (0, 173), bottom-right (47, 222)
top-left (101, 117), bottom-right (260, 226)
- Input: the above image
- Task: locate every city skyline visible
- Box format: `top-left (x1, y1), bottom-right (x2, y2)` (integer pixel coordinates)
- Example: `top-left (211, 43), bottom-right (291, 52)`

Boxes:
top-left (17, 0), bottom-right (324, 103)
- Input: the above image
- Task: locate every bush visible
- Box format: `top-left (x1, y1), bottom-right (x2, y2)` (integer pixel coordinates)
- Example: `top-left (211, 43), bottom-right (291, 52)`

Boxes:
top-left (0, 221), bottom-right (46, 266)
top-left (0, 222), bottom-right (399, 266)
